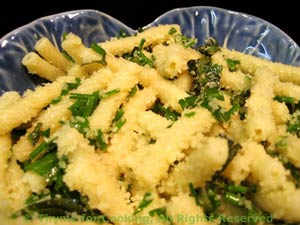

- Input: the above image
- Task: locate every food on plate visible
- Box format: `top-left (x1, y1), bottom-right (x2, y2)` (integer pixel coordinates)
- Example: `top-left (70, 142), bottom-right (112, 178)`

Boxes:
top-left (0, 23), bottom-right (300, 225)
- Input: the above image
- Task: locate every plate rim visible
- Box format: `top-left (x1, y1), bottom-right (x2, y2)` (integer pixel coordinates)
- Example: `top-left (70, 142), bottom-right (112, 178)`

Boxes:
top-left (1, 6), bottom-right (299, 50)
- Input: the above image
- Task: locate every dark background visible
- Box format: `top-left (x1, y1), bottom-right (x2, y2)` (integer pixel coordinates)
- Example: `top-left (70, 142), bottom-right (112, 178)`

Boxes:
top-left (1, 0), bottom-right (299, 44)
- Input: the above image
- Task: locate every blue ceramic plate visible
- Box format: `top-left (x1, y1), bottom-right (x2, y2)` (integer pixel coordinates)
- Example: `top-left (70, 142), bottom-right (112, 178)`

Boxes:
top-left (1, 7), bottom-right (300, 94)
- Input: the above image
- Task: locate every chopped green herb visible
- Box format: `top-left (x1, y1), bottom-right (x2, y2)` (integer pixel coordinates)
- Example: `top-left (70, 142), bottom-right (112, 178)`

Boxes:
top-left (51, 96), bottom-right (62, 104)
top-left (28, 123), bottom-right (43, 146)
top-left (62, 32), bottom-right (68, 41)
top-left (62, 50), bottom-right (75, 63)
top-left (112, 108), bottom-right (127, 133)
top-left (188, 55), bottom-right (240, 122)
top-left (41, 128), bottom-right (50, 138)
top-left (51, 78), bottom-right (81, 104)
top-left (17, 147), bottom-right (103, 220)
top-left (175, 34), bottom-right (197, 48)
top-left (198, 38), bottom-right (220, 56)
top-left (222, 103), bottom-right (240, 121)
top-left (267, 145), bottom-right (300, 188)
top-left (29, 138), bottom-right (57, 161)
top-left (133, 192), bottom-right (153, 215)
top-left (192, 175), bottom-right (265, 220)
top-left (227, 184), bottom-right (248, 194)
top-left (178, 96), bottom-right (199, 110)
top-left (200, 187), bottom-right (221, 217)
top-left (151, 101), bottom-right (180, 121)
top-left (189, 183), bottom-right (201, 206)
top-left (61, 78), bottom-right (81, 96)
top-left (118, 29), bottom-right (129, 39)
top-left (284, 162), bottom-right (300, 187)
top-left (200, 88), bottom-right (240, 122)
top-left (24, 151), bottom-right (58, 177)
top-left (226, 58), bottom-right (240, 72)
top-left (287, 110), bottom-right (300, 137)
top-left (274, 95), bottom-right (300, 115)
top-left (275, 135), bottom-right (288, 150)
top-left (205, 87), bottom-right (224, 101)
top-left (168, 27), bottom-right (177, 35)
top-left (214, 138), bottom-right (241, 177)
top-left (122, 38), bottom-right (154, 67)
top-left (188, 58), bottom-right (222, 95)
top-left (127, 86), bottom-right (138, 98)
top-left (274, 95), bottom-right (295, 104)
top-left (25, 193), bottom-right (48, 205)
top-left (69, 91), bottom-right (100, 117)
top-left (113, 108), bottom-right (125, 122)
top-left (149, 207), bottom-right (172, 224)
top-left (184, 111), bottom-right (196, 117)
top-left (89, 129), bottom-right (107, 150)
top-left (112, 119), bottom-right (127, 133)
top-left (69, 116), bottom-right (90, 135)
top-left (229, 90), bottom-right (250, 120)
top-left (101, 89), bottom-right (120, 98)
top-left (90, 43), bottom-right (107, 65)
top-left (224, 192), bottom-right (243, 206)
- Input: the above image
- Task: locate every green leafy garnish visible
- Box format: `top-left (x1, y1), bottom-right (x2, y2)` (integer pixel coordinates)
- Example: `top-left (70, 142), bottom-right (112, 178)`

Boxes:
top-left (226, 58), bottom-right (240, 72)
top-left (274, 95), bottom-right (300, 115)
top-left (184, 111), bottom-right (196, 118)
top-left (133, 192), bottom-right (153, 215)
top-left (51, 78), bottom-right (81, 104)
top-left (61, 78), bottom-right (81, 96)
top-left (178, 96), bottom-right (199, 110)
top-left (112, 108), bottom-right (126, 133)
top-left (224, 191), bottom-right (244, 206)
top-left (69, 116), bottom-right (90, 135)
top-left (174, 34), bottom-right (197, 48)
top-left (284, 162), bottom-right (300, 187)
top-left (168, 27), bottom-right (177, 35)
top-left (275, 135), bottom-right (288, 150)
top-left (62, 50), bottom-right (75, 63)
top-left (274, 95), bottom-right (295, 104)
top-left (149, 207), bottom-right (173, 224)
top-left (24, 151), bottom-right (58, 177)
top-left (114, 108), bottom-right (125, 122)
top-left (117, 29), bottom-right (129, 39)
top-left (27, 123), bottom-right (50, 146)
top-left (229, 90), bottom-right (250, 120)
top-left (29, 138), bottom-right (57, 161)
top-left (101, 89), bottom-right (120, 98)
top-left (200, 88), bottom-right (240, 122)
top-left (41, 128), bottom-right (50, 138)
top-left (62, 32), bottom-right (68, 41)
top-left (287, 110), bottom-right (300, 137)
top-left (214, 138), bottom-right (241, 176)
top-left (189, 183), bottom-right (201, 206)
top-left (189, 176), bottom-right (264, 221)
top-left (69, 91), bottom-right (100, 117)
top-left (122, 38), bottom-right (154, 67)
top-left (188, 58), bottom-right (223, 95)
top-left (197, 38), bottom-right (220, 56)
top-left (151, 101), bottom-right (180, 121)
top-left (28, 123), bottom-right (43, 145)
top-left (128, 86), bottom-right (138, 98)
top-left (90, 43), bottom-right (107, 65)
top-left (227, 184), bottom-right (248, 194)
top-left (186, 55), bottom-right (240, 122)
top-left (89, 129), bottom-right (107, 150)
top-left (17, 150), bottom-right (103, 220)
